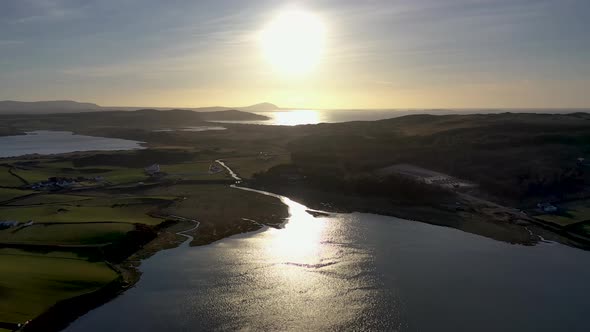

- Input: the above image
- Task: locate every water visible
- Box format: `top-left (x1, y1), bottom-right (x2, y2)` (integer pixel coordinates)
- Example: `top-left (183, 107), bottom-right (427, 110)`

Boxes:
top-left (0, 131), bottom-right (144, 158)
top-left (215, 108), bottom-right (589, 126)
top-left (66, 190), bottom-right (590, 331)
top-left (152, 126), bottom-right (227, 132)
top-left (215, 109), bottom-right (421, 126)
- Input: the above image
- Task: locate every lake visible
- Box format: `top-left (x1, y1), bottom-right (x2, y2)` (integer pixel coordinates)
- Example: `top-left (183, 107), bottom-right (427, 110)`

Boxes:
top-left (0, 131), bottom-right (144, 158)
top-left (65, 188), bottom-right (590, 331)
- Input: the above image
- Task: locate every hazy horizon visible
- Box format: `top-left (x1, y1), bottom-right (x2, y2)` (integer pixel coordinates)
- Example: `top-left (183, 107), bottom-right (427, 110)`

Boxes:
top-left (1, 0), bottom-right (589, 109)
top-left (3, 99), bottom-right (590, 112)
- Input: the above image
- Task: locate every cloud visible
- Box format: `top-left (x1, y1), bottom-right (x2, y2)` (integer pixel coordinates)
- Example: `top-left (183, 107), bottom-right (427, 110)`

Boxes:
top-left (0, 40), bottom-right (23, 47)
top-left (9, 0), bottom-right (87, 24)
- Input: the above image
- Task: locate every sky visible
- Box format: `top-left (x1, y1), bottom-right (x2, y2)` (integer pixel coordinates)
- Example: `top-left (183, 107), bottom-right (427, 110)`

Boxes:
top-left (0, 0), bottom-right (589, 109)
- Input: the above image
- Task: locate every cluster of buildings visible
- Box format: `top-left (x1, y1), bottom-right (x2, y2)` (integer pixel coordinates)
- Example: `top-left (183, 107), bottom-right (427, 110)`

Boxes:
top-left (28, 177), bottom-right (78, 190)
top-left (27, 176), bottom-right (104, 191)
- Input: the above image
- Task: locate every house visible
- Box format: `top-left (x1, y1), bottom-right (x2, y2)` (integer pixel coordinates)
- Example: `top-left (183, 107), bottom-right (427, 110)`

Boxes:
top-left (537, 202), bottom-right (558, 213)
top-left (144, 164), bottom-right (161, 175)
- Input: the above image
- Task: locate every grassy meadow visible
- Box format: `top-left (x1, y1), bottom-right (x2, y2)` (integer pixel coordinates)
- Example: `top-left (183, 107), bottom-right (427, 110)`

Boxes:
top-left (6, 193), bottom-right (92, 205)
top-left (160, 161), bottom-right (228, 180)
top-left (12, 164), bottom-right (148, 186)
top-left (536, 199), bottom-right (590, 228)
top-left (0, 202), bottom-right (166, 225)
top-left (0, 188), bottom-right (33, 203)
top-left (0, 223), bottom-right (134, 245)
top-left (0, 168), bottom-right (24, 187)
top-left (222, 154), bottom-right (291, 179)
top-left (0, 146), bottom-right (293, 326)
top-left (0, 248), bottom-right (117, 325)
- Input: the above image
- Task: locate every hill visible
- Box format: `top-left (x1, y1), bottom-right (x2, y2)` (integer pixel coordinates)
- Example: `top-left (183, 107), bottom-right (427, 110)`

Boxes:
top-left (281, 112), bottom-right (590, 204)
top-left (0, 100), bottom-right (103, 114)
top-left (0, 108), bottom-right (269, 132)
top-left (0, 100), bottom-right (280, 115)
top-left (198, 109), bottom-right (269, 121)
top-left (238, 102), bottom-right (279, 112)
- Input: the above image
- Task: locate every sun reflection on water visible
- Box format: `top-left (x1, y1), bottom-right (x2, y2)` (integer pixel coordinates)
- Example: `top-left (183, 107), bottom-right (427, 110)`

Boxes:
top-left (267, 196), bottom-right (325, 263)
top-left (273, 110), bottom-right (320, 126)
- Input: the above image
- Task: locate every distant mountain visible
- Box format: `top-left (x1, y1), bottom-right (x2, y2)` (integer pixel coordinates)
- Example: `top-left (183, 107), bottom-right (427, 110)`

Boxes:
top-left (239, 102), bottom-right (279, 112)
top-left (103, 102), bottom-right (279, 113)
top-left (0, 100), bottom-right (103, 114)
top-left (198, 109), bottom-right (269, 121)
top-left (0, 108), bottom-right (269, 131)
top-left (0, 100), bottom-right (280, 115)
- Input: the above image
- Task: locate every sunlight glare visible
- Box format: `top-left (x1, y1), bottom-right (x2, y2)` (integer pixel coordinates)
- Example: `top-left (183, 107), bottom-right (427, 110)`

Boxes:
top-left (267, 197), bottom-right (325, 262)
top-left (260, 8), bottom-right (326, 76)
top-left (274, 110), bottom-right (320, 125)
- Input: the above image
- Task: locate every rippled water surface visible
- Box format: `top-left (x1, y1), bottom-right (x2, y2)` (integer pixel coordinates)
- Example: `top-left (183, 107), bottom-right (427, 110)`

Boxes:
top-left (66, 193), bottom-right (590, 331)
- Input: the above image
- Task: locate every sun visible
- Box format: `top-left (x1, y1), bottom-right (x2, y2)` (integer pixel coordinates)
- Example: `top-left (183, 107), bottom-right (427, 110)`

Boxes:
top-left (260, 8), bottom-right (326, 76)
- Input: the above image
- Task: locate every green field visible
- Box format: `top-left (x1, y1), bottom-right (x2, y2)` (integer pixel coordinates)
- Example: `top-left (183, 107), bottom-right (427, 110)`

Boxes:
top-left (0, 188), bottom-right (33, 202)
top-left (0, 195), bottom-right (173, 225)
top-left (99, 168), bottom-right (148, 184)
top-left (12, 164), bottom-right (148, 186)
top-left (0, 248), bottom-right (117, 325)
top-left (0, 150), bottom-right (292, 326)
top-left (6, 194), bottom-right (91, 206)
top-left (8, 157), bottom-right (272, 186)
top-left (147, 184), bottom-right (287, 227)
top-left (160, 161), bottom-right (228, 180)
top-left (536, 200), bottom-right (590, 227)
top-left (0, 223), bottom-right (134, 245)
top-left (0, 204), bottom-right (164, 225)
top-left (10, 168), bottom-right (50, 184)
top-left (0, 168), bottom-right (24, 187)
top-left (222, 154), bottom-right (290, 179)
top-left (141, 183), bottom-right (288, 245)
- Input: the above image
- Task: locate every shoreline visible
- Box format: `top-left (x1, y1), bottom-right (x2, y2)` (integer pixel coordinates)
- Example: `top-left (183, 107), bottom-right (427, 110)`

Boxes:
top-left (4, 161), bottom-right (288, 331)
top-left (17, 186), bottom-right (286, 332)
top-left (16, 164), bottom-right (590, 330)
top-left (16, 175), bottom-right (287, 331)
top-left (19, 219), bottom-right (198, 332)
top-left (246, 180), bottom-right (590, 250)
